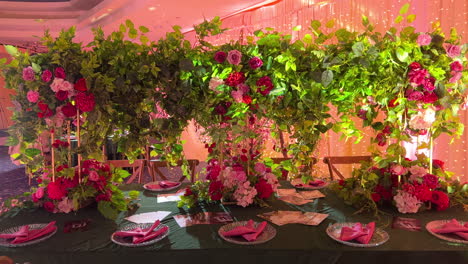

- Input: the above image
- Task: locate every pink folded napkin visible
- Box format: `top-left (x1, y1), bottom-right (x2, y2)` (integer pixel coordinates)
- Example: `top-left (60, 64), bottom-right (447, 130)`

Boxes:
top-left (159, 181), bottom-right (179, 188)
top-left (11, 221), bottom-right (57, 244)
top-left (339, 222), bottom-right (375, 244)
top-left (0, 225), bottom-right (29, 239)
top-left (114, 220), bottom-right (161, 238)
top-left (221, 226), bottom-right (256, 237)
top-left (432, 219), bottom-right (468, 240)
top-left (133, 226), bottom-right (169, 244)
top-left (309, 180), bottom-right (325, 186)
top-left (242, 221), bottom-right (267, 242)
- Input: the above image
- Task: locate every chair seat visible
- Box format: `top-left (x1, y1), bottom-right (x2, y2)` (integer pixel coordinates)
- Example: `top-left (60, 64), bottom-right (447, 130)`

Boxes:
top-left (147, 159), bottom-right (199, 182)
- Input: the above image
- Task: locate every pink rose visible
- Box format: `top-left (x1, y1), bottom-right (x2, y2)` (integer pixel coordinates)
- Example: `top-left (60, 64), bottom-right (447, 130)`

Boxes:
top-left (57, 197), bottom-right (74, 213)
top-left (50, 78), bottom-right (73, 92)
top-left (237, 83), bottom-right (250, 94)
top-left (22, 66), bottom-right (35, 81)
top-left (43, 201), bottom-right (55, 213)
top-left (231, 90), bottom-right (243, 103)
top-left (214, 51), bottom-right (227, 63)
top-left (209, 77), bottom-right (224, 91)
top-left (449, 72), bottom-right (462, 83)
top-left (423, 77), bottom-right (435, 91)
top-left (417, 34), bottom-right (432, 46)
top-left (409, 62), bottom-right (421, 70)
top-left (249, 57), bottom-right (263, 69)
top-left (41, 70), bottom-right (52, 82)
top-left (27, 90), bottom-right (39, 103)
top-left (408, 68), bottom-right (428, 86)
top-left (54, 67), bottom-right (66, 79)
top-left (422, 92), bottom-right (438, 104)
top-left (450, 61), bottom-right (463, 72)
top-left (391, 164), bottom-right (407, 176)
top-left (88, 170), bottom-right (100, 181)
top-left (227, 50), bottom-right (242, 65)
top-left (443, 43), bottom-right (461, 58)
top-left (406, 89), bottom-right (424, 101)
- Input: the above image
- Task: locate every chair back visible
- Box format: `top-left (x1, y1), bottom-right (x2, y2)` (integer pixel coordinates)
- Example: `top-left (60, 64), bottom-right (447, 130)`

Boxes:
top-left (323, 156), bottom-right (372, 180)
top-left (148, 159), bottom-right (200, 183)
top-left (106, 159), bottom-right (146, 184)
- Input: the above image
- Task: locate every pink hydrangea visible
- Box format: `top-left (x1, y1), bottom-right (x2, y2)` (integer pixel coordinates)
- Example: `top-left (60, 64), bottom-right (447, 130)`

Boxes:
top-left (27, 90), bottom-right (39, 103)
top-left (263, 172), bottom-right (279, 192)
top-left (417, 34), bottom-right (432, 46)
top-left (237, 83), bottom-right (250, 94)
top-left (227, 50), bottom-right (242, 65)
top-left (233, 181), bottom-right (257, 207)
top-left (57, 197), bottom-right (74, 213)
top-left (231, 90), bottom-right (243, 103)
top-left (254, 162), bottom-right (267, 174)
top-left (393, 190), bottom-right (422, 213)
top-left (408, 165), bottom-right (427, 181)
top-left (22, 66), bottom-right (35, 81)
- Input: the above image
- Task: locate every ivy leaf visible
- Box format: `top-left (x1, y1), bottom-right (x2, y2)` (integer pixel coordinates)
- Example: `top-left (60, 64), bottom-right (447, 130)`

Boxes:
top-left (292, 25), bottom-right (302, 31)
top-left (128, 28), bottom-right (138, 39)
top-left (139, 26), bottom-right (149, 33)
top-left (25, 148), bottom-right (41, 158)
top-left (399, 3), bottom-right (410, 15)
top-left (4, 45), bottom-right (19, 56)
top-left (97, 201), bottom-right (118, 220)
top-left (125, 19), bottom-right (134, 29)
top-left (396, 48), bottom-right (408, 62)
top-left (352, 42), bottom-right (364, 57)
top-left (326, 19), bottom-right (335, 28)
top-left (119, 24), bottom-right (126, 33)
top-left (406, 14), bottom-right (416, 23)
top-left (310, 20), bottom-right (321, 30)
top-left (0, 58), bottom-right (7, 65)
top-left (394, 15), bottom-right (403, 24)
top-left (31, 62), bottom-right (41, 73)
top-left (140, 35), bottom-right (149, 45)
top-left (321, 70), bottom-right (333, 87)
top-left (362, 15), bottom-right (369, 26)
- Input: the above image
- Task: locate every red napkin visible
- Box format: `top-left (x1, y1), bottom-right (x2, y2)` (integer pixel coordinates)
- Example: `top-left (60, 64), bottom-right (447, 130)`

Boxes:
top-left (242, 221), bottom-right (267, 242)
top-left (339, 222), bottom-right (375, 244)
top-left (114, 220), bottom-right (161, 238)
top-left (159, 181), bottom-right (179, 188)
top-left (309, 180), bottom-right (325, 186)
top-left (221, 226), bottom-right (256, 237)
top-left (133, 226), bottom-right (169, 244)
top-left (11, 221), bottom-right (57, 244)
top-left (0, 225), bottom-right (29, 239)
top-left (432, 219), bottom-right (468, 240)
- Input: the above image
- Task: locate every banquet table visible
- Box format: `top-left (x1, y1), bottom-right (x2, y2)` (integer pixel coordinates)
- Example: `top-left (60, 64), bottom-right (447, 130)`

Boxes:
top-left (0, 182), bottom-right (466, 264)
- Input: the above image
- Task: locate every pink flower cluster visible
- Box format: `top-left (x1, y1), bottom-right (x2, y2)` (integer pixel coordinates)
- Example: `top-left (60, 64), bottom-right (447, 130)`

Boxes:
top-left (393, 190), bottom-right (422, 213)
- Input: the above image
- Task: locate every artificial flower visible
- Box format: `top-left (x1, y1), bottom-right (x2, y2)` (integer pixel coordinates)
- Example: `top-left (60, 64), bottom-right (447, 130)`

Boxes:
top-left (26, 90), bottom-right (39, 103)
top-left (225, 72), bottom-right (245, 87)
top-left (208, 77), bottom-right (224, 91)
top-left (227, 50), bottom-right (242, 65)
top-left (41, 69), bottom-right (52, 82)
top-left (423, 173), bottom-right (438, 189)
top-left (406, 89), bottom-right (424, 101)
top-left (408, 68), bottom-right (429, 87)
top-left (450, 61), bottom-right (463, 72)
top-left (61, 102), bottom-right (77, 118)
top-left (75, 92), bottom-right (95, 112)
top-left (249, 57), bottom-right (263, 69)
top-left (254, 162), bottom-right (267, 174)
top-left (371, 193), bottom-right (381, 202)
top-left (50, 78), bottom-right (73, 92)
top-left (376, 133), bottom-right (386, 146)
top-left (422, 92), bottom-right (438, 104)
top-left (231, 90), bottom-right (244, 103)
top-left (88, 170), bottom-right (100, 181)
top-left (22, 66), bottom-right (35, 81)
top-left (256, 76), bottom-right (274, 96)
top-left (431, 190), bottom-right (449, 211)
top-left (47, 181), bottom-right (67, 200)
top-left (43, 201), bottom-right (55, 213)
top-left (409, 62), bottom-right (421, 70)
top-left (214, 51), bottom-right (227, 63)
top-left (54, 67), bottom-right (66, 79)
top-left (432, 159), bottom-right (445, 170)
top-left (393, 190), bottom-right (422, 214)
top-left (390, 164), bottom-right (407, 176)
top-left (74, 78), bottom-right (88, 92)
top-left (208, 180), bottom-right (224, 201)
top-left (233, 181), bottom-right (257, 207)
top-left (242, 95), bottom-right (252, 104)
top-left (443, 43), bottom-right (461, 58)
top-left (417, 34), bottom-right (432, 46)
top-left (423, 77), bottom-right (435, 91)
top-left (449, 72), bottom-right (462, 83)
top-left (57, 197), bottom-right (74, 213)
top-left (55, 90), bottom-right (68, 101)
top-left (357, 109), bottom-right (367, 120)
top-left (255, 178), bottom-right (273, 199)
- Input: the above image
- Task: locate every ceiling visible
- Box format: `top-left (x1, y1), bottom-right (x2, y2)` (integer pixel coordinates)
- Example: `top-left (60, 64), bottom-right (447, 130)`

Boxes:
top-left (0, 0), bottom-right (275, 48)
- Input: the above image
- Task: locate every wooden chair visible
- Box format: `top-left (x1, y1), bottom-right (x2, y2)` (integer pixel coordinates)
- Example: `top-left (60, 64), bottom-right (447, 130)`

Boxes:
top-left (147, 159), bottom-right (199, 183)
top-left (106, 159), bottom-right (146, 184)
top-left (323, 156), bottom-right (372, 180)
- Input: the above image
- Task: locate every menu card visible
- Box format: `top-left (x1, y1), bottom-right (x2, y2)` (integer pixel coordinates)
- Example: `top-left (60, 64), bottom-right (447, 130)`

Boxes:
top-left (258, 210), bottom-right (328, 226)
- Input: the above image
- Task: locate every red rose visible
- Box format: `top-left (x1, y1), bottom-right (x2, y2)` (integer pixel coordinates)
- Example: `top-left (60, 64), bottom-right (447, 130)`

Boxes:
top-left (338, 180), bottom-right (345, 186)
top-left (450, 61), bottom-right (463, 72)
top-left (52, 140), bottom-right (69, 149)
top-left (43, 201), bottom-right (55, 213)
top-left (423, 173), bottom-right (439, 189)
top-left (214, 104), bottom-right (228, 116)
top-left (406, 89), bottom-right (424, 101)
top-left (55, 90), bottom-right (69, 101)
top-left (422, 92), bottom-right (438, 104)
top-left (371, 193), bottom-right (381, 202)
top-left (256, 76), bottom-right (274, 96)
top-left (47, 181), bottom-right (67, 200)
top-left (75, 92), bottom-right (95, 112)
top-left (96, 191), bottom-right (112, 202)
top-left (54, 67), bottom-right (66, 79)
top-left (423, 77), bottom-right (436, 91)
top-left (184, 187), bottom-right (194, 196)
top-left (208, 180), bottom-right (224, 201)
top-left (432, 159), bottom-right (444, 170)
top-left (255, 178), bottom-right (274, 199)
top-left (382, 125), bottom-right (392, 134)
top-left (409, 62), bottom-right (421, 70)
top-left (206, 164), bottom-right (221, 180)
top-left (61, 102), bottom-right (77, 118)
top-left (431, 190), bottom-right (449, 211)
top-left (225, 72), bottom-right (245, 87)
top-left (376, 133), bottom-right (386, 146)
top-left (357, 109), bottom-right (367, 120)
top-left (74, 78), bottom-right (88, 92)
top-left (249, 57), bottom-right (263, 69)
top-left (405, 183), bottom-right (432, 202)
top-left (42, 70), bottom-right (52, 82)
top-left (38, 101), bottom-right (49, 112)
top-left (242, 95), bottom-right (252, 104)
top-left (408, 68), bottom-right (428, 86)
top-left (214, 51), bottom-right (227, 63)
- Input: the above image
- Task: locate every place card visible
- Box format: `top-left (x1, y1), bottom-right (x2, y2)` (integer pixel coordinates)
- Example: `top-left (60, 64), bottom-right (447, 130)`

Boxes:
top-left (173, 212), bottom-right (234, 227)
top-left (391, 216), bottom-right (421, 231)
top-left (125, 211), bottom-right (171, 224)
top-left (278, 195), bottom-right (314, 205)
top-left (157, 190), bottom-right (185, 203)
top-left (299, 190), bottom-right (325, 200)
top-left (276, 188), bottom-right (298, 197)
top-left (258, 210), bottom-right (328, 226)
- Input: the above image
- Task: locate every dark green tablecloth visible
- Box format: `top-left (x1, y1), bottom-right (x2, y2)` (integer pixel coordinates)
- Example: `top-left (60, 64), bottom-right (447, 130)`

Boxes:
top-left (0, 182), bottom-right (467, 264)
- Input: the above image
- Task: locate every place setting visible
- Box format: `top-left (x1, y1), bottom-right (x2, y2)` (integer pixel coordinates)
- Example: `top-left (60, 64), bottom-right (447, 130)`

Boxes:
top-left (143, 180), bottom-right (182, 192)
top-left (218, 219), bottom-right (276, 245)
top-left (0, 221), bottom-right (58, 247)
top-left (425, 218), bottom-right (468, 244)
top-left (290, 178), bottom-right (329, 190)
top-left (111, 220), bottom-right (170, 247)
top-left (326, 222), bottom-right (389, 247)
